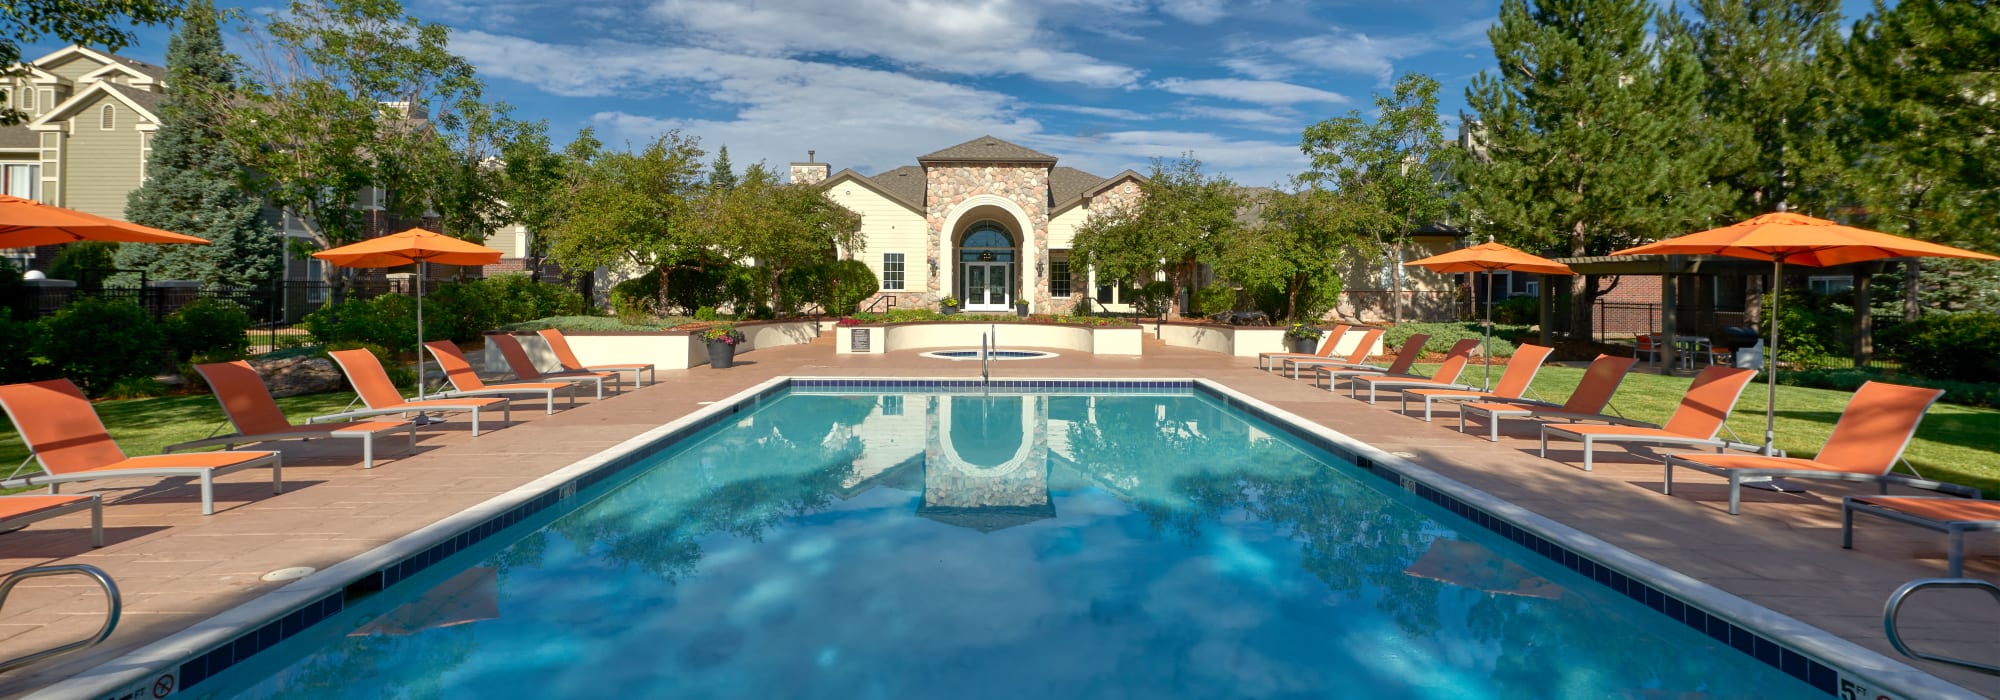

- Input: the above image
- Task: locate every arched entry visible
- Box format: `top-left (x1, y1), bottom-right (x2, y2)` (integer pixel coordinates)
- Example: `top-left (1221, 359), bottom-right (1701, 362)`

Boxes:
top-left (957, 221), bottom-right (1017, 311)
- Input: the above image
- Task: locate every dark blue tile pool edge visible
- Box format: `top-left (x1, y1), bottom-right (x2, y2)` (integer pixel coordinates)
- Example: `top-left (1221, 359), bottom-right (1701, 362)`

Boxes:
top-left (159, 380), bottom-right (797, 695)
top-left (1190, 381), bottom-right (1844, 697)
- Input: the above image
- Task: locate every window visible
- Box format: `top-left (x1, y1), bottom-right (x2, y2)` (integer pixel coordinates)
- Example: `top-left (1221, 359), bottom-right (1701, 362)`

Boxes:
top-left (1, 163), bottom-right (39, 199)
top-left (1049, 259), bottom-right (1071, 298)
top-left (881, 395), bottom-right (904, 416)
top-left (882, 253), bottom-right (905, 290)
top-left (18, 87), bottom-right (32, 111)
top-left (99, 104), bottom-right (115, 130)
top-left (1808, 276), bottom-right (1854, 296)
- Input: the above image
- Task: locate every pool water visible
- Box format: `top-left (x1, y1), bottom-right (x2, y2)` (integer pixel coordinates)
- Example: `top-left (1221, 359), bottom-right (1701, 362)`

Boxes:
top-left (206, 390), bottom-right (1819, 699)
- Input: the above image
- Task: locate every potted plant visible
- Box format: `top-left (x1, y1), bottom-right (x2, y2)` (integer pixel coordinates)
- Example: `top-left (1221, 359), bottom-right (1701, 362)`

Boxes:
top-left (941, 296), bottom-right (961, 315)
top-left (701, 323), bottom-right (746, 369)
top-left (1014, 299), bottom-right (1030, 317)
top-left (1285, 322), bottom-right (1324, 354)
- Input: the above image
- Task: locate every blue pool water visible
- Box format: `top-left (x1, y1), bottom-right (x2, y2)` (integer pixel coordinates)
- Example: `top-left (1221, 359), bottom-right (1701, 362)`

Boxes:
top-left (205, 390), bottom-right (1820, 698)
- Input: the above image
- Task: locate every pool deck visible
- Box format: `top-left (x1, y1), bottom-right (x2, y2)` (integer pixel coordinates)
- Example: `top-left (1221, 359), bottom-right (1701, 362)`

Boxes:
top-left (1, 334), bottom-right (1996, 697)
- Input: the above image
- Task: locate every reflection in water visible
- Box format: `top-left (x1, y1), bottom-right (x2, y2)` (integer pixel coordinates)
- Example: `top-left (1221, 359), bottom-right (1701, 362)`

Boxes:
top-left (224, 392), bottom-right (1819, 700)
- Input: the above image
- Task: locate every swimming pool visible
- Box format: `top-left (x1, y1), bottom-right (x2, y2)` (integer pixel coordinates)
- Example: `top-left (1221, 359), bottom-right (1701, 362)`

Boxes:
top-left (169, 384), bottom-right (1835, 698)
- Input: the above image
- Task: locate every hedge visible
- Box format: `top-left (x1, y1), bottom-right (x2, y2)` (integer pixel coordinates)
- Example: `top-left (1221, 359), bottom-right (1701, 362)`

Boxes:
top-left (1381, 321), bottom-right (1529, 358)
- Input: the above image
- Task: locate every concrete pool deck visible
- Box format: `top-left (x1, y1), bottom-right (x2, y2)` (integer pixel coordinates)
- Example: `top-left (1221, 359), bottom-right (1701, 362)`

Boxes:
top-left (0, 335), bottom-right (1995, 697)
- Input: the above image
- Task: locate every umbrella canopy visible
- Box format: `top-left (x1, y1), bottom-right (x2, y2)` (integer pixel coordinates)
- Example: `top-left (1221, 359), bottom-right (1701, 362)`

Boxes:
top-left (312, 227), bottom-right (503, 268)
top-left (1609, 211), bottom-right (1999, 455)
top-left (1406, 241), bottom-right (1575, 389)
top-left (1608, 212), bottom-right (2000, 266)
top-left (0, 194), bottom-right (210, 246)
top-left (314, 229), bottom-right (503, 400)
top-left (1403, 539), bottom-right (1564, 600)
top-left (1404, 241), bottom-right (1576, 276)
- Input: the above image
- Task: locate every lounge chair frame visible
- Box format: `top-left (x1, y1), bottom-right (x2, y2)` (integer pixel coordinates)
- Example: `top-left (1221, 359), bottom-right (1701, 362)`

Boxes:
top-left (1538, 366), bottom-right (1761, 471)
top-left (425, 341), bottom-right (577, 413)
top-left (1257, 325), bottom-right (1350, 372)
top-left (1458, 355), bottom-right (1639, 442)
top-left (536, 329), bottom-right (656, 388)
top-left (1843, 496), bottom-right (1999, 577)
top-left (1283, 328), bottom-right (1388, 379)
top-left (489, 334), bottom-right (619, 400)
top-left (1398, 345), bottom-right (1556, 421)
top-left (315, 350), bottom-right (509, 436)
top-left (1348, 339), bottom-right (1482, 404)
top-left (167, 361), bottom-right (417, 469)
top-left (0, 380), bottom-right (281, 516)
top-left (1661, 381), bottom-right (1968, 515)
top-left (0, 494), bottom-right (102, 547)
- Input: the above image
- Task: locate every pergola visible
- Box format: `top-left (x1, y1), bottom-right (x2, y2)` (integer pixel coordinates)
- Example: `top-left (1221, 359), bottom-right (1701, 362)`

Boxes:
top-left (1547, 254), bottom-right (1894, 372)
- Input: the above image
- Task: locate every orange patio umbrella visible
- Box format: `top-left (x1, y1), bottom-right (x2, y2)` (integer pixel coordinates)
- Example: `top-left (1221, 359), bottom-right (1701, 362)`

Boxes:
top-left (314, 228), bottom-right (502, 399)
top-left (1610, 211), bottom-right (2000, 455)
top-left (0, 194), bottom-right (210, 246)
top-left (1406, 241), bottom-right (1575, 389)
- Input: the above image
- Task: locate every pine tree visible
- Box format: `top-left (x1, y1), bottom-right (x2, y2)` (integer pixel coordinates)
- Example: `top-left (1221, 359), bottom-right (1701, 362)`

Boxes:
top-left (1457, 0), bottom-right (1730, 339)
top-left (116, 0), bottom-right (282, 289)
top-left (1682, 0), bottom-right (1846, 217)
top-left (709, 146), bottom-right (738, 191)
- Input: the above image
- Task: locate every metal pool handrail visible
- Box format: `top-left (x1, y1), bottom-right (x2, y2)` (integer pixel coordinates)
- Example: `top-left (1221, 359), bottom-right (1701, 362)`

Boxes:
top-left (1883, 577), bottom-right (2000, 676)
top-left (0, 564), bottom-right (121, 673)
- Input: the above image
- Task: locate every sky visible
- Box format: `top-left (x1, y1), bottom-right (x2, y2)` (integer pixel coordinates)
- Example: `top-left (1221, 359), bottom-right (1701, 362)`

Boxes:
top-left (20, 0), bottom-right (1888, 188)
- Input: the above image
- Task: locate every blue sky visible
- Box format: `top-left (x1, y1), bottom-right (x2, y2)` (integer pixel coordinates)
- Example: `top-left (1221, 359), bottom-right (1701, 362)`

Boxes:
top-left (23, 0), bottom-right (1886, 187)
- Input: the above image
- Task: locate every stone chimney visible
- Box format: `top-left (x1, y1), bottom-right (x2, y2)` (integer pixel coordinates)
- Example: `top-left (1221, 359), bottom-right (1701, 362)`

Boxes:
top-left (790, 150), bottom-right (829, 185)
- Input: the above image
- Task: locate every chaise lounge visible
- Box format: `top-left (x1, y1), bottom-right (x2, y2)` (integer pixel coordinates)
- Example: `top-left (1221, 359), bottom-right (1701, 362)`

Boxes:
top-left (1457, 355), bottom-right (1640, 442)
top-left (170, 360), bottom-right (417, 469)
top-left (1310, 332), bottom-right (1426, 389)
top-left (489, 333), bottom-right (620, 400)
top-left (1257, 324), bottom-right (1349, 372)
top-left (0, 379), bottom-right (282, 515)
top-left (537, 329), bottom-right (656, 388)
top-left (1539, 365), bottom-right (1760, 471)
top-left (316, 349), bottom-right (511, 436)
top-left (0, 493), bottom-right (102, 547)
top-left (1399, 344), bottom-right (1555, 421)
top-left (1347, 339), bottom-right (1483, 404)
top-left (426, 341), bottom-right (577, 413)
top-left (1842, 495), bottom-right (2000, 577)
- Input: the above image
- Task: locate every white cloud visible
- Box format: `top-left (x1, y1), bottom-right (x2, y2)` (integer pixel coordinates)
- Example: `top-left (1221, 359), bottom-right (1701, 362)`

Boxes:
top-left (1032, 104), bottom-right (1154, 121)
top-left (1233, 19), bottom-right (1494, 85)
top-left (644, 0), bottom-right (1142, 88)
top-left (1029, 130), bottom-right (1308, 186)
top-left (1156, 0), bottom-right (1231, 25)
top-left (1153, 78), bottom-right (1347, 106)
top-left (1178, 105), bottom-right (1298, 132)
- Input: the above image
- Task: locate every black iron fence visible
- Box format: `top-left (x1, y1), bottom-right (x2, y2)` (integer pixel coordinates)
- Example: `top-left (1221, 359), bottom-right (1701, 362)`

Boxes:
top-left (0, 278), bottom-right (446, 326)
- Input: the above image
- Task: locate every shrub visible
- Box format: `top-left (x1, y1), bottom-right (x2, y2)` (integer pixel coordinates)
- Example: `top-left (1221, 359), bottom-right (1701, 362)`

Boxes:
top-left (324, 341), bottom-right (416, 389)
top-left (1381, 321), bottom-right (1526, 358)
top-left (102, 375), bottom-right (169, 400)
top-left (301, 294), bottom-right (422, 352)
top-left (49, 241), bottom-right (119, 283)
top-left (1130, 281), bottom-right (1173, 317)
top-left (825, 259), bottom-right (878, 316)
top-left (0, 308), bottom-right (49, 384)
top-left (37, 298), bottom-right (164, 396)
top-left (1884, 311), bottom-right (2000, 383)
top-left (610, 270), bottom-right (661, 316)
top-left (694, 306), bottom-right (719, 321)
top-left (1780, 366), bottom-right (2000, 409)
top-left (1490, 297), bottom-right (1541, 325)
top-left (1761, 289), bottom-right (1850, 370)
top-left (164, 298), bottom-right (252, 361)
top-left (777, 264), bottom-right (831, 314)
top-left (1191, 284), bottom-right (1237, 317)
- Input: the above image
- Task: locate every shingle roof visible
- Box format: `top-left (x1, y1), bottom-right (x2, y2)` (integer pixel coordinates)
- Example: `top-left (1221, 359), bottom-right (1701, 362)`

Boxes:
top-left (1048, 167), bottom-right (1105, 207)
top-left (863, 166), bottom-right (927, 209)
top-left (111, 56), bottom-right (166, 82)
top-left (104, 83), bottom-right (162, 116)
top-left (917, 135), bottom-right (1057, 164)
top-left (0, 126), bottom-right (38, 150)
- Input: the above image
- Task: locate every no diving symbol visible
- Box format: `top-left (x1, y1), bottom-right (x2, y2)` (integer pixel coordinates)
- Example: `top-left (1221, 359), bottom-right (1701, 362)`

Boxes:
top-left (151, 673), bottom-right (175, 698)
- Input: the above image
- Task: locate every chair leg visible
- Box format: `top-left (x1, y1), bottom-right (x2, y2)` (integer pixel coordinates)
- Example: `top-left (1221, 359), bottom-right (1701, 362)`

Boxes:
top-left (201, 470), bottom-right (216, 516)
top-left (1489, 417), bottom-right (1501, 443)
top-left (1539, 430), bottom-right (1547, 458)
top-left (1662, 457), bottom-right (1676, 495)
top-left (471, 407), bottom-right (482, 437)
top-left (272, 455), bottom-right (284, 494)
top-left (363, 434), bottom-right (375, 469)
top-left (1949, 530), bottom-right (1966, 577)
top-left (1728, 474), bottom-right (1743, 515)
top-left (1582, 437), bottom-right (1594, 472)
top-left (1840, 504), bottom-right (1854, 549)
top-left (88, 500), bottom-right (103, 548)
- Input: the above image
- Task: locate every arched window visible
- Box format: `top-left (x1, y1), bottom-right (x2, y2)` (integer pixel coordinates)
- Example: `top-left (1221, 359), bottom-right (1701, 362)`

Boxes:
top-left (18, 88), bottom-right (32, 111)
top-left (958, 222), bottom-right (1015, 262)
top-left (99, 104), bottom-right (115, 130)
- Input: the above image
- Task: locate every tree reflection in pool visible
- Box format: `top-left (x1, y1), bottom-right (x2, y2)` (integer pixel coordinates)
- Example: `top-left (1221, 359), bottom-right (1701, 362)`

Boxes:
top-left (220, 391), bottom-right (1819, 699)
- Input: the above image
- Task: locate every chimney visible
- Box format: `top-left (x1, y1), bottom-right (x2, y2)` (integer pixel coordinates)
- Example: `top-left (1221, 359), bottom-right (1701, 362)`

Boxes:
top-left (790, 150), bottom-right (829, 185)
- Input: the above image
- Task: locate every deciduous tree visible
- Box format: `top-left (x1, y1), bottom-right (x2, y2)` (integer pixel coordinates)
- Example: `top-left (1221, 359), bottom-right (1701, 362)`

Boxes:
top-left (1216, 180), bottom-right (1368, 324)
top-left (1071, 155), bottom-right (1244, 319)
top-left (544, 131), bottom-right (709, 311)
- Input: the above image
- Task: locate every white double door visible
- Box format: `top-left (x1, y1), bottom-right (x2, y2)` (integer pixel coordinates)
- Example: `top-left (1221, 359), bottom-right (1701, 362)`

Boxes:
top-left (962, 263), bottom-right (1013, 311)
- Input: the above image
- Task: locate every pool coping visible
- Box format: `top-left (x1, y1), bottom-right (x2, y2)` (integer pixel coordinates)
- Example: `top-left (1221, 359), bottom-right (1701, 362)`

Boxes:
top-left (36, 376), bottom-right (1978, 700)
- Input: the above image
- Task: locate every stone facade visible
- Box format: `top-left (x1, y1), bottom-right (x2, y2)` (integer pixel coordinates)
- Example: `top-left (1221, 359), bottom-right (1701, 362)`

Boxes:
top-left (923, 164), bottom-right (1049, 302)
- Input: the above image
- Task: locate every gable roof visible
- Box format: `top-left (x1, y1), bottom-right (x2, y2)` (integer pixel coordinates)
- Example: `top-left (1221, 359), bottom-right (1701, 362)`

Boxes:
top-left (0, 126), bottom-right (38, 150)
top-left (823, 167), bottom-right (925, 213)
top-left (24, 81), bottom-right (162, 129)
top-left (24, 45), bottom-right (119, 77)
top-left (80, 57), bottom-right (166, 84)
top-left (918, 135), bottom-right (1057, 165)
top-left (1051, 168), bottom-right (1145, 216)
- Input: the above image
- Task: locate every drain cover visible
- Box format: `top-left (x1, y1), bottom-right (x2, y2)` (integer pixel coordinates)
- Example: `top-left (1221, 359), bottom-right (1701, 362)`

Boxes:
top-left (260, 566), bottom-right (316, 582)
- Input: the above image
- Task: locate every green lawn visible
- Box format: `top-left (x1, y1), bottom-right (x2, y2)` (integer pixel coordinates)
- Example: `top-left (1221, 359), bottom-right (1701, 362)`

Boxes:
top-left (0, 391), bottom-right (362, 492)
top-left (1428, 362), bottom-right (2000, 496)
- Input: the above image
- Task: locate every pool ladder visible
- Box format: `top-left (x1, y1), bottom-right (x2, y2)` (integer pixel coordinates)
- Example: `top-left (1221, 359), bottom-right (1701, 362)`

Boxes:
top-left (1882, 577), bottom-right (2000, 676)
top-left (0, 564), bottom-right (121, 673)
top-left (980, 332), bottom-right (990, 384)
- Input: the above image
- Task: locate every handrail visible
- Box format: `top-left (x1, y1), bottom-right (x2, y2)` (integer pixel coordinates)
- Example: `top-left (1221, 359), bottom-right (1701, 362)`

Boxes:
top-left (860, 295), bottom-right (897, 315)
top-left (980, 333), bottom-right (990, 384)
top-left (1883, 577), bottom-right (2000, 676)
top-left (0, 564), bottom-right (121, 673)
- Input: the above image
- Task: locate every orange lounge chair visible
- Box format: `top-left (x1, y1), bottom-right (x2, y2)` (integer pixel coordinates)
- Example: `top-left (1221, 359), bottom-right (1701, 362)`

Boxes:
top-left (1310, 332), bottom-right (1426, 389)
top-left (0, 379), bottom-right (282, 515)
top-left (1283, 328), bottom-right (1385, 379)
top-left (1664, 381), bottom-right (1967, 515)
top-left (1257, 324), bottom-right (1349, 371)
top-left (537, 329), bottom-right (656, 388)
top-left (1843, 495), bottom-right (1998, 576)
top-left (1401, 344), bottom-right (1555, 421)
top-left (317, 349), bottom-right (510, 436)
top-left (1458, 355), bottom-right (1640, 442)
top-left (489, 333), bottom-right (619, 400)
top-left (1348, 339), bottom-right (1483, 404)
top-left (168, 361), bottom-right (416, 469)
top-left (425, 341), bottom-right (576, 414)
top-left (1539, 365), bottom-right (1760, 471)
top-left (0, 494), bottom-right (101, 547)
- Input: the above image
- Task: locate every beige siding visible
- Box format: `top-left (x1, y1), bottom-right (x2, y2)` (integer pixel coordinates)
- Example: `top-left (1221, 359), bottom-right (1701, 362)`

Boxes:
top-left (1046, 206), bottom-right (1090, 249)
top-left (59, 94), bottom-right (147, 218)
top-left (44, 57), bottom-right (104, 84)
top-left (828, 184), bottom-right (928, 292)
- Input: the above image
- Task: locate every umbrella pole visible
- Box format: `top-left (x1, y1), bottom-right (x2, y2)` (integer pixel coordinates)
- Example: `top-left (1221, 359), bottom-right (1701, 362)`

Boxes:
top-left (1483, 270), bottom-right (1493, 390)
top-left (416, 262), bottom-right (426, 402)
top-left (1764, 257), bottom-right (1782, 456)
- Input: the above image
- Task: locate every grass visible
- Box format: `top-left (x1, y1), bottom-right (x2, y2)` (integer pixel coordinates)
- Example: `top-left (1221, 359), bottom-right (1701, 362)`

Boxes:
top-left (0, 391), bottom-right (362, 493)
top-left (1428, 362), bottom-right (2000, 497)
